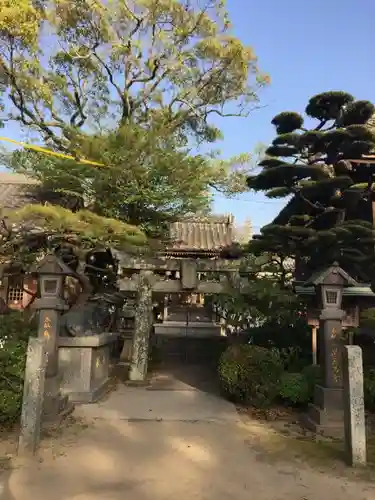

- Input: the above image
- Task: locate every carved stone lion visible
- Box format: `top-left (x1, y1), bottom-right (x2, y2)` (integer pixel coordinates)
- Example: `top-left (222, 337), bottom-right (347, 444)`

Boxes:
top-left (60, 292), bottom-right (123, 337)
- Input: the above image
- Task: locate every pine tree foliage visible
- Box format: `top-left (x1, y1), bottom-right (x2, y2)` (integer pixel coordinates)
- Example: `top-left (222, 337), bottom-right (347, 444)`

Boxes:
top-left (0, 203), bottom-right (147, 267)
top-left (246, 91), bottom-right (375, 279)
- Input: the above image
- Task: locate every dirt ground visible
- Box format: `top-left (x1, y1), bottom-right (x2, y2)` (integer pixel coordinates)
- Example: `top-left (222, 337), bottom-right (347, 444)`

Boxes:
top-left (1, 370), bottom-right (375, 500)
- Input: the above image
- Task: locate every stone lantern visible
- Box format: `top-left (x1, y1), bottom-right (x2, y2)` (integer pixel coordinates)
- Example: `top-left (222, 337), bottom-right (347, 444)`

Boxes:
top-left (295, 262), bottom-right (359, 437)
top-left (31, 254), bottom-right (73, 419)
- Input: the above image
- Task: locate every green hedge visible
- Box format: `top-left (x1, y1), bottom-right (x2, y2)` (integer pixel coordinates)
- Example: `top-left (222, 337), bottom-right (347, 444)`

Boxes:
top-left (219, 343), bottom-right (375, 412)
top-left (279, 365), bottom-right (322, 405)
top-left (218, 344), bottom-right (284, 407)
top-left (0, 312), bottom-right (37, 426)
top-left (218, 343), bottom-right (323, 408)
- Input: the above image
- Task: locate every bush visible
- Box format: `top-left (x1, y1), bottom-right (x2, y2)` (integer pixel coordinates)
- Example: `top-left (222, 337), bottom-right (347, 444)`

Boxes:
top-left (0, 312), bottom-right (37, 426)
top-left (218, 344), bottom-right (284, 408)
top-left (279, 364), bottom-right (322, 406)
top-left (279, 372), bottom-right (310, 405)
top-left (302, 364), bottom-right (322, 394)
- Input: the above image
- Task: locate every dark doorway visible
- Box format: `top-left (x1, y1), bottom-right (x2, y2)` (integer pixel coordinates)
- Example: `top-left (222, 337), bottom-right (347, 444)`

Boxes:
top-left (150, 335), bottom-right (228, 366)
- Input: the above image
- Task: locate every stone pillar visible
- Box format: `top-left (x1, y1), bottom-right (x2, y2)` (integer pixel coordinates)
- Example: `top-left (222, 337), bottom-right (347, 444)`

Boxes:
top-left (18, 338), bottom-right (47, 456)
top-left (342, 345), bottom-right (366, 467)
top-left (36, 307), bottom-right (72, 419)
top-left (320, 309), bottom-right (345, 389)
top-left (129, 270), bottom-right (154, 382)
top-left (303, 308), bottom-right (346, 437)
top-left (38, 310), bottom-right (60, 378)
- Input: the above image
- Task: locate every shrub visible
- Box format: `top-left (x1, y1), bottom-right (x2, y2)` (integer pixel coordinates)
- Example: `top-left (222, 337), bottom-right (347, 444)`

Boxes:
top-left (279, 364), bottom-right (322, 406)
top-left (278, 346), bottom-right (303, 371)
top-left (0, 312), bottom-right (37, 426)
top-left (302, 364), bottom-right (322, 394)
top-left (218, 344), bottom-right (284, 407)
top-left (279, 372), bottom-right (310, 405)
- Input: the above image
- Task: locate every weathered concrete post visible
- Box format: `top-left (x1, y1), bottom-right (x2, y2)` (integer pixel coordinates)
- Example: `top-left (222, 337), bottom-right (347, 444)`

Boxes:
top-left (342, 345), bottom-right (367, 467)
top-left (31, 254), bottom-right (73, 419)
top-left (129, 270), bottom-right (154, 382)
top-left (18, 338), bottom-right (47, 456)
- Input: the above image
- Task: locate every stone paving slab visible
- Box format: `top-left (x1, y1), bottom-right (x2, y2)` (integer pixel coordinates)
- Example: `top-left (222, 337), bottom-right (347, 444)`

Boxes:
top-left (74, 384), bottom-right (240, 423)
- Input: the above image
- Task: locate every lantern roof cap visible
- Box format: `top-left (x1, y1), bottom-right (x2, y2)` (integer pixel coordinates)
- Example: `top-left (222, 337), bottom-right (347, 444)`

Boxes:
top-left (31, 253), bottom-right (73, 275)
top-left (295, 284), bottom-right (374, 297)
top-left (303, 262), bottom-right (358, 287)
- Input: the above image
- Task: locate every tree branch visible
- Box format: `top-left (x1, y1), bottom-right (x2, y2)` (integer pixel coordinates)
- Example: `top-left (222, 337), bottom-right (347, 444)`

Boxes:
top-left (92, 51), bottom-right (132, 124)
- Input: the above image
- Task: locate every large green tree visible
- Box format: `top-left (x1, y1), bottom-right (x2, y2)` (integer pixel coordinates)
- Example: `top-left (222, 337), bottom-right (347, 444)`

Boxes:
top-left (0, 0), bottom-right (267, 146)
top-left (247, 91), bottom-right (375, 280)
top-left (4, 124), bottom-right (251, 235)
top-left (0, 0), bottom-right (268, 234)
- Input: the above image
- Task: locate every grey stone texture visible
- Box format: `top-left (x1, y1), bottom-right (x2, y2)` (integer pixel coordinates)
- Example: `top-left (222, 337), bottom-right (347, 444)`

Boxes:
top-left (342, 345), bottom-right (367, 467)
top-left (129, 271), bottom-right (154, 381)
top-left (302, 311), bottom-right (346, 438)
top-left (154, 322), bottom-right (221, 337)
top-left (181, 260), bottom-right (198, 289)
top-left (320, 312), bottom-right (345, 389)
top-left (38, 309), bottom-right (60, 378)
top-left (18, 338), bottom-right (47, 456)
top-left (58, 332), bottom-right (118, 402)
top-left (36, 308), bottom-right (72, 420)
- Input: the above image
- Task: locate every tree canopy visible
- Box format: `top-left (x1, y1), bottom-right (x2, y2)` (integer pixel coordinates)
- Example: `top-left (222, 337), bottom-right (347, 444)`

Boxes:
top-left (247, 91), bottom-right (375, 279)
top-left (0, 0), bottom-right (268, 237)
top-left (4, 124), bottom-right (252, 235)
top-left (0, 0), bottom-right (268, 147)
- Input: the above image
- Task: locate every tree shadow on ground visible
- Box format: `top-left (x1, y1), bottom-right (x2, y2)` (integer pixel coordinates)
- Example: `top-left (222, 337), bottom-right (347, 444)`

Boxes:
top-left (2, 385), bottom-right (375, 500)
top-left (5, 412), bottom-right (373, 500)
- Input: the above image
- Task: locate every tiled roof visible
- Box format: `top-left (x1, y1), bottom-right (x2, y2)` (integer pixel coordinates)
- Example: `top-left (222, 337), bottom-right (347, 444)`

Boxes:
top-left (0, 173), bottom-right (234, 252)
top-left (0, 172), bottom-right (39, 211)
top-left (167, 215), bottom-right (234, 253)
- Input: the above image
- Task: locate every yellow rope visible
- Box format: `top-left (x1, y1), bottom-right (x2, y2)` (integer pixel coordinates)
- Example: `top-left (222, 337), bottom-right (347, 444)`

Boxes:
top-left (0, 136), bottom-right (105, 167)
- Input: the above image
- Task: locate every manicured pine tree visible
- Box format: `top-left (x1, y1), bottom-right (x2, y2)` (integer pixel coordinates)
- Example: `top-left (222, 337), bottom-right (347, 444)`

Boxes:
top-left (247, 91), bottom-right (375, 280)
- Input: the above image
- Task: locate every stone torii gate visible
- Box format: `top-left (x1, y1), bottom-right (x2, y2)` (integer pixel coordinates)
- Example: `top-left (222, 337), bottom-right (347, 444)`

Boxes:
top-left (117, 256), bottom-right (250, 381)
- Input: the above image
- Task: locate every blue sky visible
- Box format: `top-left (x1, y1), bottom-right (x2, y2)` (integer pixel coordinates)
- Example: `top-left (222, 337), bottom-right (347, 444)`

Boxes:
top-left (212, 0), bottom-right (375, 233)
top-left (2, 0), bottom-right (375, 234)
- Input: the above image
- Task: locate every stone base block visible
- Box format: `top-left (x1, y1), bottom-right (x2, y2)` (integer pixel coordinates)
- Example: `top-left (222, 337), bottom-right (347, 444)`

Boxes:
top-left (314, 385), bottom-right (343, 411)
top-left (307, 403), bottom-right (343, 427)
top-left (113, 361), bottom-right (130, 381)
top-left (119, 336), bottom-right (134, 362)
top-left (64, 378), bottom-right (112, 404)
top-left (42, 375), bottom-right (74, 421)
top-left (58, 332), bottom-right (118, 403)
top-left (300, 385), bottom-right (344, 439)
top-left (154, 321), bottom-right (221, 337)
top-left (300, 412), bottom-right (344, 440)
